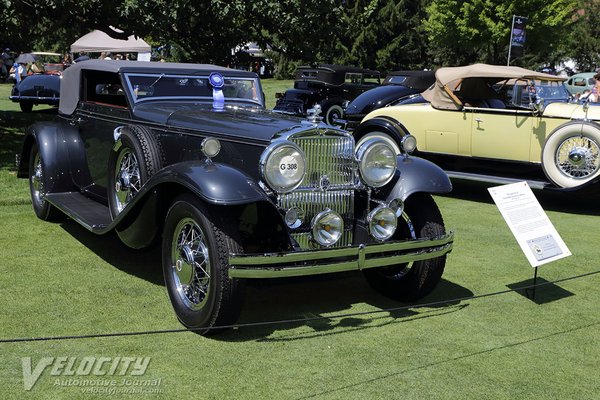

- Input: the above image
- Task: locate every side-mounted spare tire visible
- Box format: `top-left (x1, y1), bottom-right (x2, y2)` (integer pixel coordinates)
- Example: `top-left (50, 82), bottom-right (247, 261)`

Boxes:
top-left (108, 125), bottom-right (164, 218)
top-left (319, 101), bottom-right (345, 125)
top-left (542, 121), bottom-right (600, 189)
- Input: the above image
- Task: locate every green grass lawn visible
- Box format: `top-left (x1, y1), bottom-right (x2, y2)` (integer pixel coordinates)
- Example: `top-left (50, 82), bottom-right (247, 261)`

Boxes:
top-left (1, 82), bottom-right (600, 399)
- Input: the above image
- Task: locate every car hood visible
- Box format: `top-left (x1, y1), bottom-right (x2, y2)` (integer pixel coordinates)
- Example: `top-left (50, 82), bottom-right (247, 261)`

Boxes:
top-left (543, 102), bottom-right (600, 120)
top-left (133, 102), bottom-right (307, 142)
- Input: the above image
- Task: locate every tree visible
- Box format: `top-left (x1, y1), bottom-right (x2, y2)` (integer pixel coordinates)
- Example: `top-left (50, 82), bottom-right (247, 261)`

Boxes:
top-left (564, 1), bottom-right (600, 71)
top-left (424, 0), bottom-right (578, 68)
top-left (336, 0), bottom-right (430, 71)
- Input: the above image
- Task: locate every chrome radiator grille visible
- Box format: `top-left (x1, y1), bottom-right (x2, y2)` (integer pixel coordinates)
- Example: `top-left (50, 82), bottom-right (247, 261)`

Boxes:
top-left (277, 132), bottom-right (358, 249)
top-left (291, 134), bottom-right (356, 189)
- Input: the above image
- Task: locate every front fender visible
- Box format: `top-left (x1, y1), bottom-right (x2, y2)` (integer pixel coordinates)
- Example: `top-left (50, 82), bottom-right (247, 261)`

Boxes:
top-left (382, 156), bottom-right (452, 201)
top-left (148, 161), bottom-right (269, 205)
top-left (353, 115), bottom-right (409, 146)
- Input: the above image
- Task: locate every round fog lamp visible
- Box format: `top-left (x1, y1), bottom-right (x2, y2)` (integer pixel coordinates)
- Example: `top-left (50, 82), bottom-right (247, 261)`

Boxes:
top-left (284, 207), bottom-right (303, 229)
top-left (368, 206), bottom-right (397, 241)
top-left (312, 210), bottom-right (343, 246)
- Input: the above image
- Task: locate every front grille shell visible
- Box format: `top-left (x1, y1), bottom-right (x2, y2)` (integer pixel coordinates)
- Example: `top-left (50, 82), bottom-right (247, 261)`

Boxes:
top-left (273, 129), bottom-right (363, 249)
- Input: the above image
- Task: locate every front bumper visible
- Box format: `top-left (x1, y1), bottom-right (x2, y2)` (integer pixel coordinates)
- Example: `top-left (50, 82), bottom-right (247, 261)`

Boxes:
top-left (228, 232), bottom-right (453, 278)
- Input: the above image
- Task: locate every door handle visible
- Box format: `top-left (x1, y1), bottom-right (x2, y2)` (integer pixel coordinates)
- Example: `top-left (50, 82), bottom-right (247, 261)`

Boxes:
top-left (475, 118), bottom-right (483, 123)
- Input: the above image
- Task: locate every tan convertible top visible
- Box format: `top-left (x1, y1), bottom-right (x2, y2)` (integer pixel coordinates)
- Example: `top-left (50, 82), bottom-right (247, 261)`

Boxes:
top-left (422, 63), bottom-right (565, 110)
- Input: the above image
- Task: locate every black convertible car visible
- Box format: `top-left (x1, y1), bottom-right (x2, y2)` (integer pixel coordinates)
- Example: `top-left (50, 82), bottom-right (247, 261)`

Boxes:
top-left (18, 60), bottom-right (453, 334)
top-left (342, 70), bottom-right (435, 130)
top-left (273, 64), bottom-right (381, 124)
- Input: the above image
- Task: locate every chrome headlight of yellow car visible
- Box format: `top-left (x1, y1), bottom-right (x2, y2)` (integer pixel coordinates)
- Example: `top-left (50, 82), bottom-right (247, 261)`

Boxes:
top-left (260, 141), bottom-right (306, 193)
top-left (356, 137), bottom-right (397, 187)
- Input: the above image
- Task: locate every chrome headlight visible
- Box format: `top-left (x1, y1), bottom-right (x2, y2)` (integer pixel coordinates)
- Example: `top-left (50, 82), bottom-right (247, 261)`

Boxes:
top-left (260, 142), bottom-right (306, 193)
top-left (356, 138), bottom-right (397, 187)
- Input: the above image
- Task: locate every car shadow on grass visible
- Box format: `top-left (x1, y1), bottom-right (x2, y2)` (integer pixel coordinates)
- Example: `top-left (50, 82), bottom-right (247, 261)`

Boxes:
top-left (60, 219), bottom-right (473, 339)
top-left (60, 221), bottom-right (164, 286)
top-left (217, 274), bottom-right (473, 342)
top-left (439, 179), bottom-right (600, 216)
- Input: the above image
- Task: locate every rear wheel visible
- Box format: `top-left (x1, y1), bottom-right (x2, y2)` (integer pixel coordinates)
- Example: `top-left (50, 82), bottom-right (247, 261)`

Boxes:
top-left (542, 121), bottom-right (600, 188)
top-left (20, 102), bottom-right (33, 112)
top-left (162, 194), bottom-right (245, 334)
top-left (28, 143), bottom-right (60, 221)
top-left (364, 193), bottom-right (447, 301)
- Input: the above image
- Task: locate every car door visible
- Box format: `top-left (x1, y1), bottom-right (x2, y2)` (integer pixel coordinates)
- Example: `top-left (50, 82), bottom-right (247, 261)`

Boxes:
top-left (470, 107), bottom-right (533, 162)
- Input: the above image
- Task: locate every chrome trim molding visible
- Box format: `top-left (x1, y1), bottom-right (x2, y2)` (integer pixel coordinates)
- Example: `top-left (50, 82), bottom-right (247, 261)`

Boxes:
top-left (228, 232), bottom-right (454, 278)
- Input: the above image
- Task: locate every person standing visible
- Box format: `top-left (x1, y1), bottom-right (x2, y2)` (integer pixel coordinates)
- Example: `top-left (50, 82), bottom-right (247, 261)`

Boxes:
top-left (1, 48), bottom-right (14, 82)
top-left (591, 73), bottom-right (600, 102)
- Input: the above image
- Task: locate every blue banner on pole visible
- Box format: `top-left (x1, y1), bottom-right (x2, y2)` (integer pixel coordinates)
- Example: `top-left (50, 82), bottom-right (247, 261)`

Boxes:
top-left (510, 15), bottom-right (528, 57)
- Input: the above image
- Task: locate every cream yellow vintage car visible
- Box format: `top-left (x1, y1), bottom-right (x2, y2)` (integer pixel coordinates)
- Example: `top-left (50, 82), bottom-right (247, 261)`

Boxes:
top-left (360, 64), bottom-right (600, 191)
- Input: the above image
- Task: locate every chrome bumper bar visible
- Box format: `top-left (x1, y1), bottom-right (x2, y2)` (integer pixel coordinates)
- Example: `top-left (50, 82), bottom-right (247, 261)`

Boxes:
top-left (228, 232), bottom-right (453, 278)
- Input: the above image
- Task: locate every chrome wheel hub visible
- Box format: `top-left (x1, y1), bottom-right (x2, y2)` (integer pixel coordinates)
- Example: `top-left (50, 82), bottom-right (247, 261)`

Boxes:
top-left (170, 218), bottom-right (211, 311)
top-left (113, 149), bottom-right (141, 212)
top-left (556, 136), bottom-right (600, 179)
top-left (31, 153), bottom-right (46, 205)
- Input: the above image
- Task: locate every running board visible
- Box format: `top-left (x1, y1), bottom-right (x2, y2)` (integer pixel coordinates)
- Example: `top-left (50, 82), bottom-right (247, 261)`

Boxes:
top-left (46, 192), bottom-right (112, 233)
top-left (445, 171), bottom-right (549, 190)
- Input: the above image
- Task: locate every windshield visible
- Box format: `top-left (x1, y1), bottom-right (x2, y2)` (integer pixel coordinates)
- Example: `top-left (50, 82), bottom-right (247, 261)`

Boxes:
top-left (124, 73), bottom-right (263, 106)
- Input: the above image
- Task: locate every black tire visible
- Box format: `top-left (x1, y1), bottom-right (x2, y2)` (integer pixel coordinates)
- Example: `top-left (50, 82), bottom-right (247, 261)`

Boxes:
top-left (108, 125), bottom-right (163, 218)
top-left (162, 194), bottom-right (245, 334)
top-left (320, 102), bottom-right (344, 125)
top-left (20, 102), bottom-right (33, 112)
top-left (541, 121), bottom-right (600, 188)
top-left (364, 193), bottom-right (447, 301)
top-left (28, 143), bottom-right (61, 221)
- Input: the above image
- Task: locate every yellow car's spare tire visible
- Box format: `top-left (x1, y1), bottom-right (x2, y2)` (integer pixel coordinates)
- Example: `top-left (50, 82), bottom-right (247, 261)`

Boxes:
top-left (542, 121), bottom-right (600, 188)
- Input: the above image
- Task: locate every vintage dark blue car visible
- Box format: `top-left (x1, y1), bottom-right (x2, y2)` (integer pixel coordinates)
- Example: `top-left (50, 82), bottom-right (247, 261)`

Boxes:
top-left (341, 71), bottom-right (435, 130)
top-left (18, 60), bottom-right (453, 334)
top-left (10, 73), bottom-right (61, 112)
top-left (273, 64), bottom-right (381, 125)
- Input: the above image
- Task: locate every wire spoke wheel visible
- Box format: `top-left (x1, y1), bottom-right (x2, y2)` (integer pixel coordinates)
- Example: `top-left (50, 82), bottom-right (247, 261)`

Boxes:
top-left (542, 122), bottom-right (600, 188)
top-left (555, 136), bottom-right (600, 179)
top-left (113, 149), bottom-right (141, 212)
top-left (170, 218), bottom-right (211, 311)
top-left (30, 151), bottom-right (46, 207)
top-left (162, 194), bottom-right (245, 334)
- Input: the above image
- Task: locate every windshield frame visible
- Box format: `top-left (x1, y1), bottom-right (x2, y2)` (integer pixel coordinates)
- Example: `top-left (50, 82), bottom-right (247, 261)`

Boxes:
top-left (123, 72), bottom-right (264, 107)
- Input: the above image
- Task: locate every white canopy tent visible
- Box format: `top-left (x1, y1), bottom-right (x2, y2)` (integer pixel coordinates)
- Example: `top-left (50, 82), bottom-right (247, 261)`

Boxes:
top-left (70, 30), bottom-right (151, 60)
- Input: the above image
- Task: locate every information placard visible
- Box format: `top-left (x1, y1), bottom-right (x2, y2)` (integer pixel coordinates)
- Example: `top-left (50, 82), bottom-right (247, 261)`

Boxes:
top-left (488, 181), bottom-right (571, 267)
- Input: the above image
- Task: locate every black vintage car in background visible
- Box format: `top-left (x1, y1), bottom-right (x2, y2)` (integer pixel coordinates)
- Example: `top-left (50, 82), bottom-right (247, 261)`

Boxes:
top-left (273, 64), bottom-right (380, 124)
top-left (9, 52), bottom-right (64, 112)
top-left (341, 70), bottom-right (435, 130)
top-left (18, 60), bottom-right (453, 334)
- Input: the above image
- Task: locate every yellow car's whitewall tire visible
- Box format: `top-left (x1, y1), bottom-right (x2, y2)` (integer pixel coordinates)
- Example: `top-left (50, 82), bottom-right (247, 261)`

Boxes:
top-left (542, 122), bottom-right (600, 188)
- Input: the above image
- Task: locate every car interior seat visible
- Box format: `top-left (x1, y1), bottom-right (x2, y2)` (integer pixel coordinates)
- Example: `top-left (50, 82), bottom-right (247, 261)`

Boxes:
top-left (456, 78), bottom-right (506, 109)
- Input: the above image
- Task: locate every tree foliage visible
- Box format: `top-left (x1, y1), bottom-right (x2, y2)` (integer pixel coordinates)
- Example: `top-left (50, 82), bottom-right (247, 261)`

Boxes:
top-left (1, 0), bottom-right (597, 75)
top-left (565, 1), bottom-right (600, 71)
top-left (424, 0), bottom-right (578, 68)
